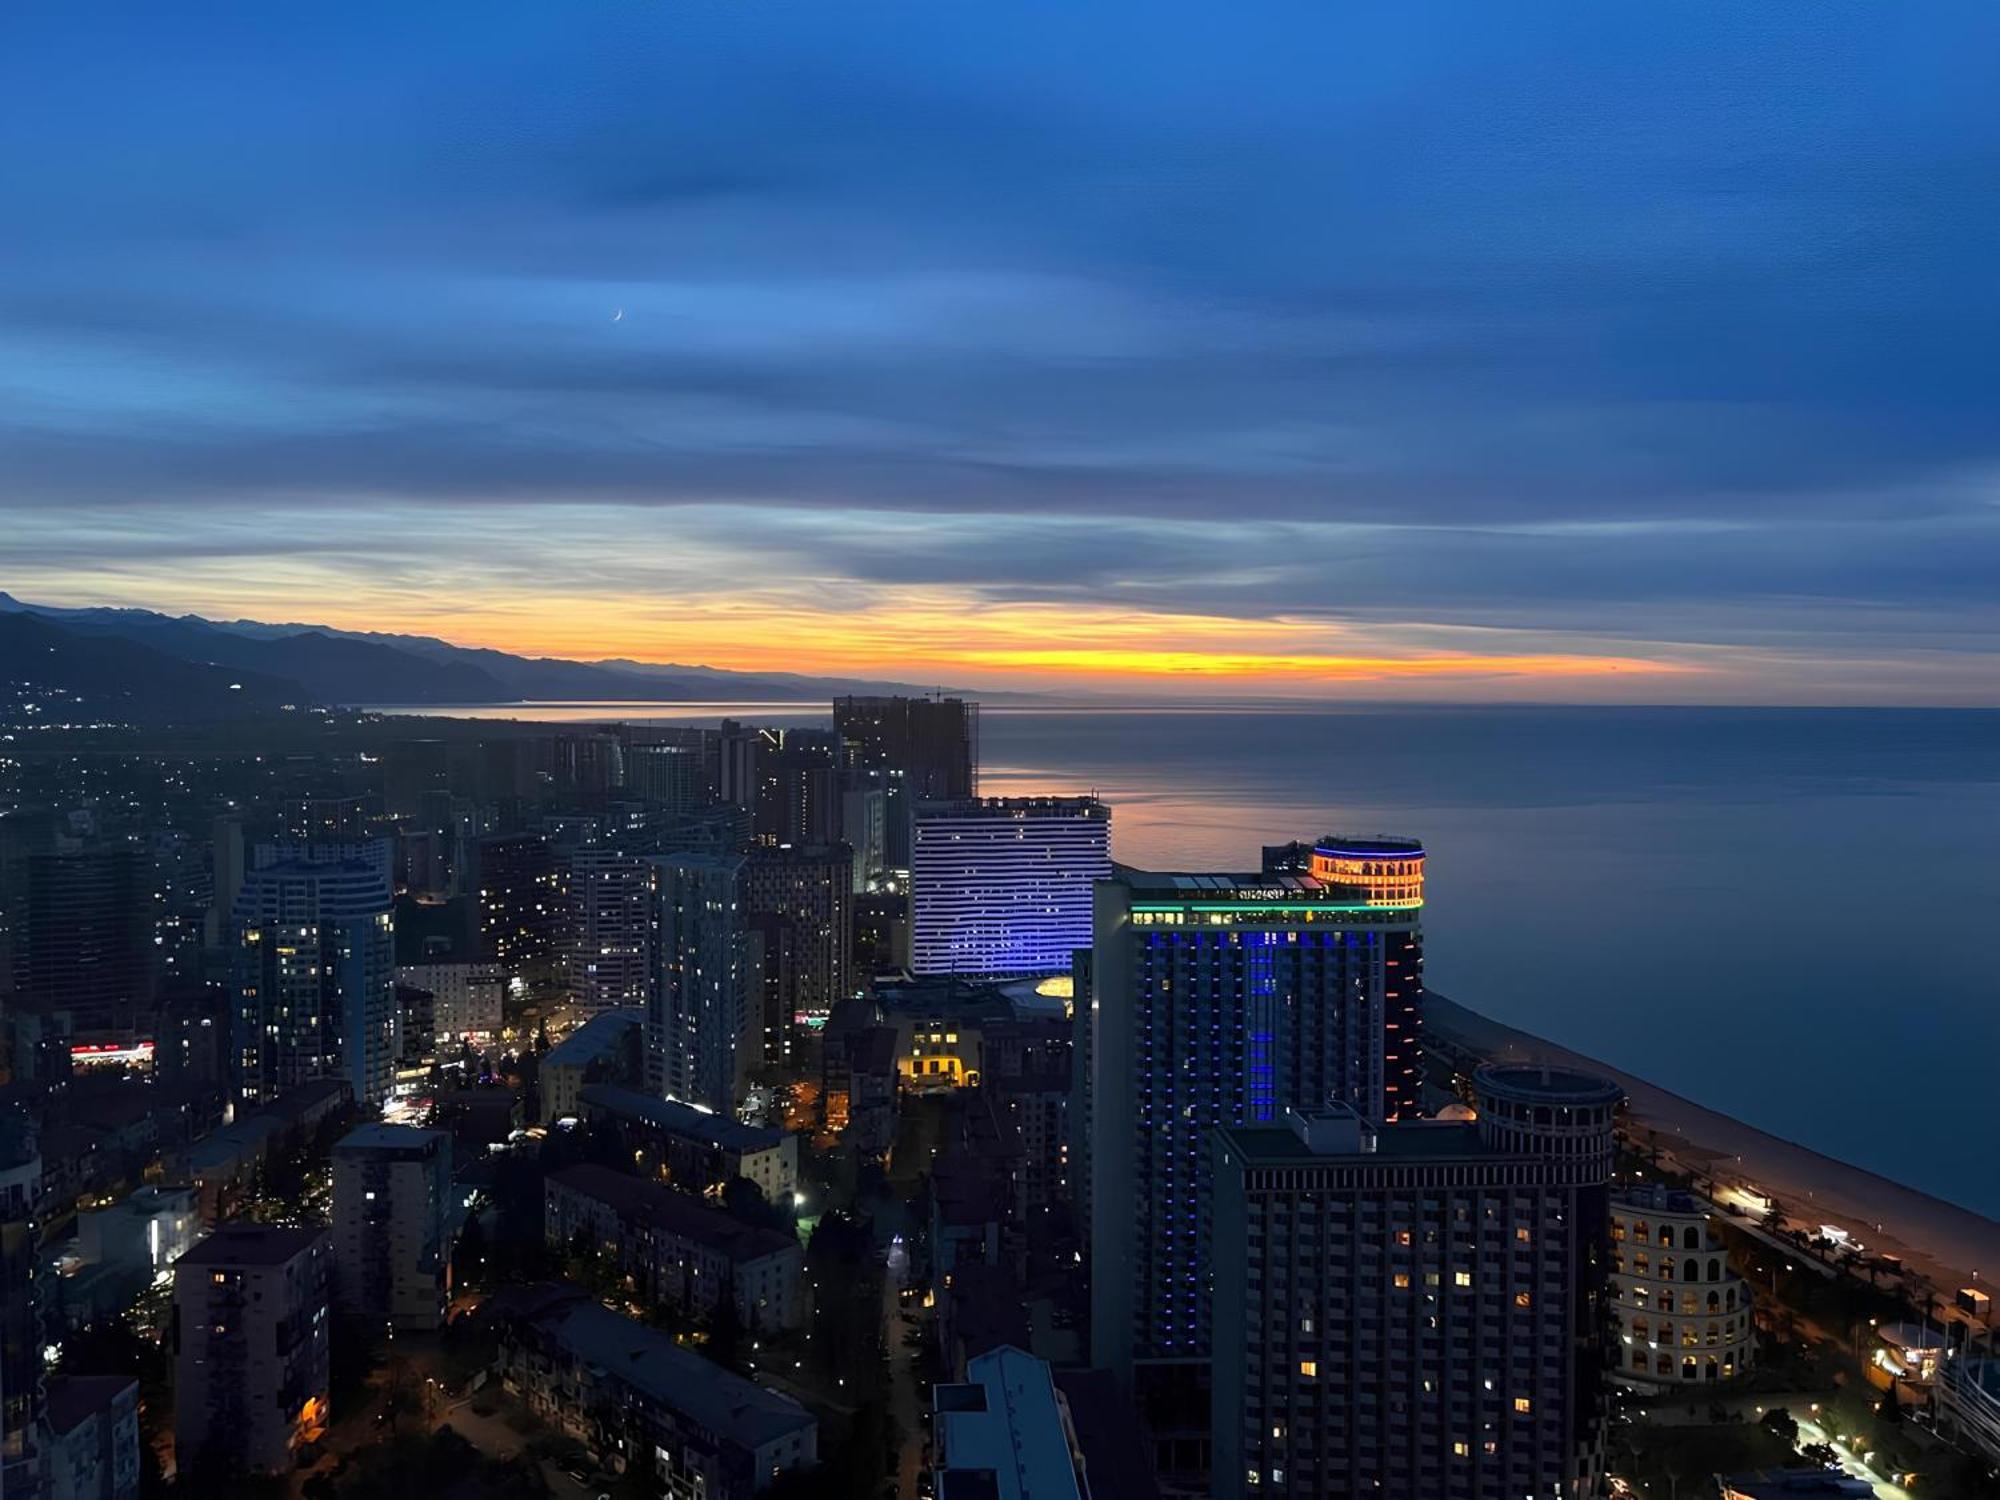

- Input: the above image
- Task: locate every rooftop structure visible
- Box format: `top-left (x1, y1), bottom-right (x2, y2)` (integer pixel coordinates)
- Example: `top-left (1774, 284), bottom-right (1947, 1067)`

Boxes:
top-left (933, 1345), bottom-right (1089, 1500)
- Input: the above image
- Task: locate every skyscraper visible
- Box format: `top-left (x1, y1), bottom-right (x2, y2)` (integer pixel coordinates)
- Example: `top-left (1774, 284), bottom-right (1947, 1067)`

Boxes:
top-left (1087, 839), bottom-right (1426, 1418)
top-left (1211, 1066), bottom-right (1623, 1500)
top-left (232, 839), bottom-right (397, 1107)
top-left (744, 844), bottom-right (853, 1068)
top-left (910, 796), bottom-right (1110, 978)
top-left (20, 845), bottom-right (153, 1039)
top-left (834, 695), bottom-right (978, 866)
top-left (648, 852), bottom-right (751, 1112)
top-left (568, 844), bottom-right (654, 1013)
top-left (624, 744), bottom-right (702, 815)
top-left (834, 695), bottom-right (978, 801)
top-left (472, 831), bottom-right (562, 996)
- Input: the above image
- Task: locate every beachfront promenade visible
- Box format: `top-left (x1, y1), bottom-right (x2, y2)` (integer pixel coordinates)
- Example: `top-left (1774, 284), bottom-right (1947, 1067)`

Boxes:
top-left (1427, 993), bottom-right (2000, 1315)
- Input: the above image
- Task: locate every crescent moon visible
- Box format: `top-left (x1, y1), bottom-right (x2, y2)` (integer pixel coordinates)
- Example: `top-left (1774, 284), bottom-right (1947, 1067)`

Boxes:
top-left (612, 308), bottom-right (624, 322)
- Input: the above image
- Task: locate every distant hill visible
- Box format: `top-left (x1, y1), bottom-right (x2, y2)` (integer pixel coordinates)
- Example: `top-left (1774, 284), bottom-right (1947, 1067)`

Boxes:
top-left (0, 611), bottom-right (301, 723)
top-left (0, 592), bottom-right (997, 708)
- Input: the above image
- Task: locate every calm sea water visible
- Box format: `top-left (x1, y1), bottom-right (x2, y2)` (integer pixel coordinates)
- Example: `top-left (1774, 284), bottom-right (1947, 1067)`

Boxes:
top-left (400, 703), bottom-right (2000, 1217)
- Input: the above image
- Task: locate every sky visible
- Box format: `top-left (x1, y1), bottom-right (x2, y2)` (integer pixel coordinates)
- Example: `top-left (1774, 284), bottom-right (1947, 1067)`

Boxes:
top-left (3, 1), bottom-right (1998, 701)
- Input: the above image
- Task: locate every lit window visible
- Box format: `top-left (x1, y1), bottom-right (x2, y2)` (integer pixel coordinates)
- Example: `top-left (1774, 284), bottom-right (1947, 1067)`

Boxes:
top-left (1454, 1270), bottom-right (1473, 1288)
top-left (1393, 1272), bottom-right (1411, 1289)
top-left (1452, 1441), bottom-right (1469, 1458)
top-left (1514, 1397), bottom-right (1533, 1414)
top-left (1298, 1360), bottom-right (1316, 1378)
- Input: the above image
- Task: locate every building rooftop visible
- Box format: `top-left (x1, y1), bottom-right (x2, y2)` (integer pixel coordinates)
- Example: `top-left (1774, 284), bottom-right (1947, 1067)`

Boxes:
top-left (179, 1222), bottom-right (326, 1268)
top-left (1476, 1062), bottom-right (1625, 1106)
top-left (582, 1084), bottom-right (789, 1154)
top-left (548, 1164), bottom-right (796, 1264)
top-left (45, 1375), bottom-right (135, 1437)
top-left (333, 1122), bottom-right (448, 1155)
top-left (544, 1009), bottom-right (643, 1070)
top-left (915, 796), bottom-right (1107, 820)
top-left (538, 1296), bottom-right (814, 1449)
top-left (934, 1345), bottom-right (1086, 1500)
top-left (1220, 1118), bottom-right (1487, 1165)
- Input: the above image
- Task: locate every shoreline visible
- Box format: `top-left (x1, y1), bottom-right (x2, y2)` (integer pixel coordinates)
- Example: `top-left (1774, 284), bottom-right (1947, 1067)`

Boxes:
top-left (1426, 992), bottom-right (2000, 1305)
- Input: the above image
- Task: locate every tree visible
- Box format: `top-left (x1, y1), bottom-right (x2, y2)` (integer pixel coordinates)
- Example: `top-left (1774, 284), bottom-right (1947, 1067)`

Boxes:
top-left (1760, 1406), bottom-right (1800, 1446)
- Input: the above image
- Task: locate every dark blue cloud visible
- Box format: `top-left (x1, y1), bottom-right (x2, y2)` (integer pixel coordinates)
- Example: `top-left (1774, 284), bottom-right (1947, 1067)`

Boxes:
top-left (2, 0), bottom-right (1997, 683)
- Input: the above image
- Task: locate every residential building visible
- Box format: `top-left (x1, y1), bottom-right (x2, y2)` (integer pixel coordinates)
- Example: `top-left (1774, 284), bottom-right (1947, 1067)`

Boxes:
top-left (910, 797), bottom-right (1110, 979)
top-left (545, 1164), bottom-right (802, 1330)
top-left (396, 960), bottom-right (504, 1045)
top-left (44, 1376), bottom-right (138, 1500)
top-left (331, 1124), bottom-right (453, 1333)
top-left (744, 843), bottom-right (853, 1064)
top-left (835, 694), bottom-right (978, 867)
top-left (569, 844), bottom-right (655, 1013)
top-left (1209, 1065), bottom-right (1624, 1500)
top-left (232, 839), bottom-right (398, 1108)
top-left (540, 1009), bottom-right (643, 1122)
top-left (649, 853), bottom-right (751, 1113)
top-left (2, 1118), bottom-right (45, 1500)
top-left (172, 1225), bottom-right (332, 1477)
top-left (580, 1085), bottom-right (798, 1204)
top-left (472, 832), bottom-right (563, 995)
top-left (933, 1344), bottom-right (1090, 1500)
top-left (493, 1289), bottom-right (815, 1499)
top-left (20, 845), bottom-right (154, 1041)
top-left (1088, 841), bottom-right (1427, 1396)
top-left (626, 744), bottom-right (702, 815)
top-left (1609, 1186), bottom-right (1755, 1386)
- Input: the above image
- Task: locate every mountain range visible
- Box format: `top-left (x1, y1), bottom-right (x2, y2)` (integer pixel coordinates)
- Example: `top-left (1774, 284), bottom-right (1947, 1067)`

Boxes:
top-left (0, 592), bottom-right (978, 715)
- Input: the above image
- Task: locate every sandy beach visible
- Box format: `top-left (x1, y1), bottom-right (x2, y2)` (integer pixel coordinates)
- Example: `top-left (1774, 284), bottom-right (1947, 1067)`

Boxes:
top-left (1427, 993), bottom-right (2000, 1311)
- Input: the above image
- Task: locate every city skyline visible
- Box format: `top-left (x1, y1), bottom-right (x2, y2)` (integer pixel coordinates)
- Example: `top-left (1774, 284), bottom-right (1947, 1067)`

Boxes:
top-left (5, 3), bottom-right (1998, 704)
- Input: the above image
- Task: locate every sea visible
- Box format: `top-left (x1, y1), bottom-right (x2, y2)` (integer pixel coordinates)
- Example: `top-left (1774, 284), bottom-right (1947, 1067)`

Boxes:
top-left (393, 702), bottom-right (2000, 1219)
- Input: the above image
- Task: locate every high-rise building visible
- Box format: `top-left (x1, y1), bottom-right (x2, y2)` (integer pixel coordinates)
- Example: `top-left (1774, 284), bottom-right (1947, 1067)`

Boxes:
top-left (232, 840), bottom-right (397, 1108)
top-left (751, 730), bottom-right (841, 847)
top-left (834, 695), bottom-right (978, 801)
top-left (1, 1117), bottom-right (46, 1500)
top-left (1087, 840), bottom-right (1426, 1409)
top-left (840, 786), bottom-right (889, 892)
top-left (648, 853), bottom-right (750, 1111)
top-left (472, 832), bottom-right (562, 996)
top-left (331, 1124), bottom-right (454, 1333)
top-left (910, 797), bottom-right (1110, 978)
top-left (835, 695), bottom-right (978, 866)
top-left (1210, 1066), bottom-right (1623, 1500)
top-left (744, 844), bottom-right (853, 1068)
top-left (20, 845), bottom-right (153, 1039)
top-left (568, 845), bottom-right (654, 1013)
top-left (624, 745), bottom-right (702, 815)
top-left (172, 1224), bottom-right (332, 1479)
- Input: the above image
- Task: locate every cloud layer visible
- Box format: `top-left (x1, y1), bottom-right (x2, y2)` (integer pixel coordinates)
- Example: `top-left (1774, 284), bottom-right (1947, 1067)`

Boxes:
top-left (2, 1), bottom-right (1996, 699)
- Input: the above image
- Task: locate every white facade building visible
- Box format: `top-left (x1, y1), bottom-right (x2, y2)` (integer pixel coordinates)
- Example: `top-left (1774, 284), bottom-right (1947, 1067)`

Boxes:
top-left (910, 797), bottom-right (1109, 979)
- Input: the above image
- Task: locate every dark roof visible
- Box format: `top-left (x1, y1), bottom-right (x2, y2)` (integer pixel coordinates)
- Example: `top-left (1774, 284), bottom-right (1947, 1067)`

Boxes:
top-left (532, 1297), bottom-right (814, 1449)
top-left (179, 1222), bottom-right (327, 1268)
top-left (1219, 1120), bottom-right (1487, 1164)
top-left (333, 1122), bottom-right (447, 1156)
top-left (548, 1164), bottom-right (797, 1264)
top-left (45, 1375), bottom-right (135, 1436)
top-left (581, 1084), bottom-right (788, 1154)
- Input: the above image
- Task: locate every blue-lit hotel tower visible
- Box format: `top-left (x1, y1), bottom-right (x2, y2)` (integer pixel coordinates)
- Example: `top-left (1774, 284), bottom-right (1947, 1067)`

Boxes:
top-left (1086, 837), bottom-right (1425, 1474)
